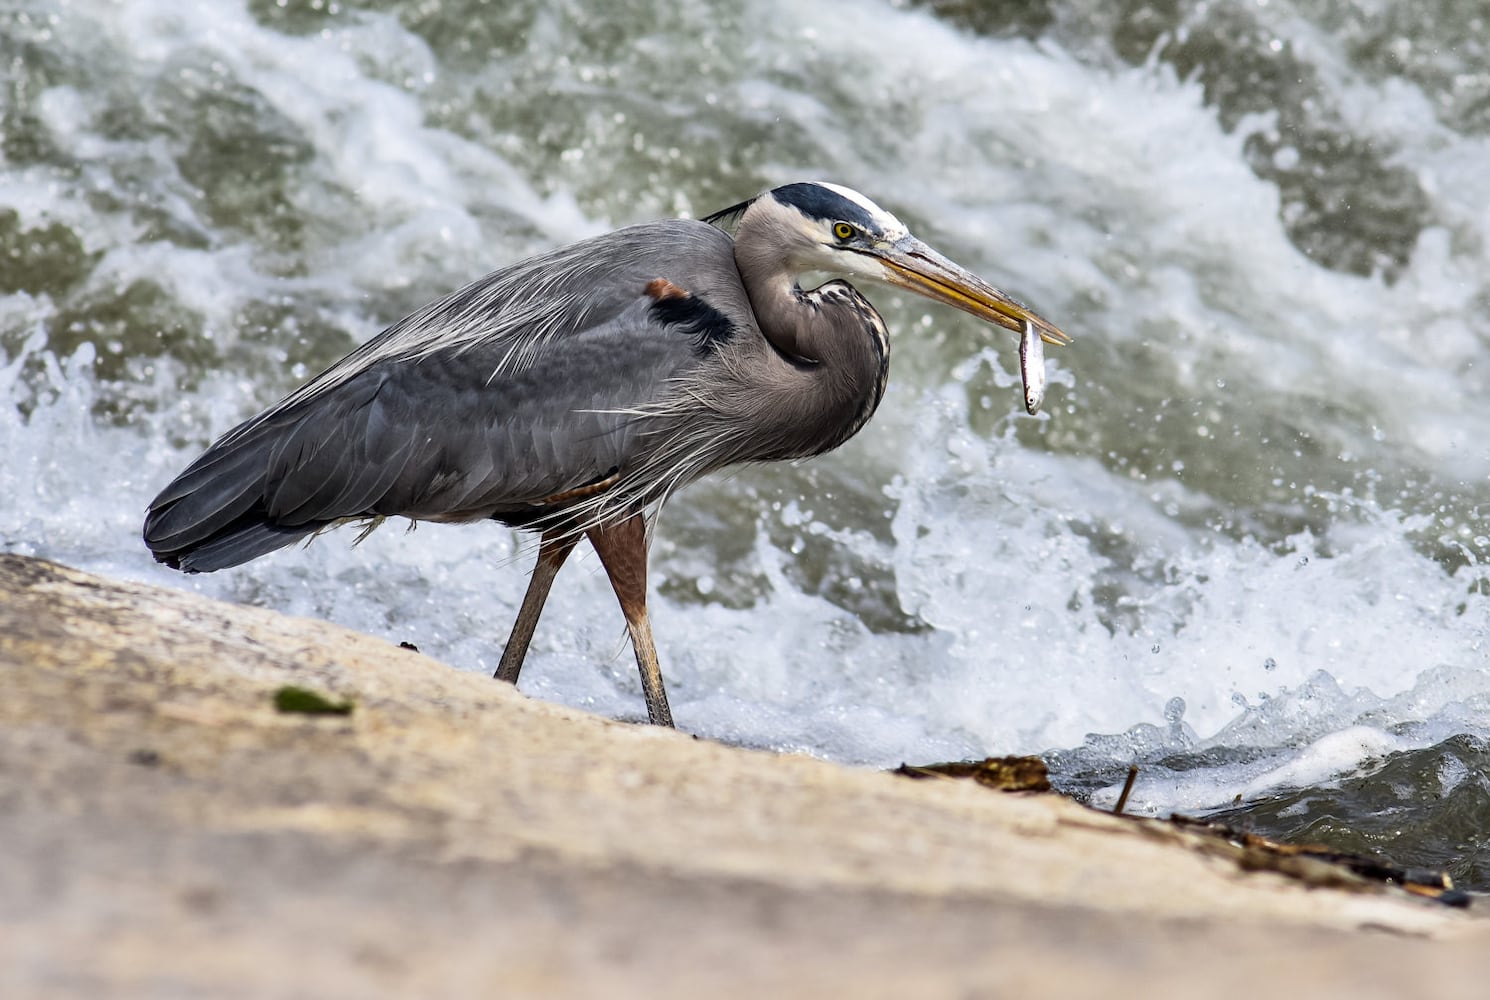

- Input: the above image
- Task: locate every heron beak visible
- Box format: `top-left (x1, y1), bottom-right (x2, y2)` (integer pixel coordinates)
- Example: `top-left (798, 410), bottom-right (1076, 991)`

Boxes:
top-left (873, 237), bottom-right (1071, 346)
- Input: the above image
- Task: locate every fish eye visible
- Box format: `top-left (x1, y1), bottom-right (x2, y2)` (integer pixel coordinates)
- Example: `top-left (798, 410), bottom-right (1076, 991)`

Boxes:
top-left (832, 222), bottom-right (855, 241)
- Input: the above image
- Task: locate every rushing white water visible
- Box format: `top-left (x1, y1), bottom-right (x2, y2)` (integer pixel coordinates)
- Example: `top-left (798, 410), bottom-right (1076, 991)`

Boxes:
top-left (3, 0), bottom-right (1488, 830)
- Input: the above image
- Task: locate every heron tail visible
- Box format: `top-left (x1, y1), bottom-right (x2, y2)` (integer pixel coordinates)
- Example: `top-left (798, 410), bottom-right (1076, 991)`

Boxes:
top-left (142, 425), bottom-right (324, 573)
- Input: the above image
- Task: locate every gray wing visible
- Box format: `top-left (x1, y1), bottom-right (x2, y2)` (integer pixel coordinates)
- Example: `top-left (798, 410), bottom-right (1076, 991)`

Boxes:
top-left (143, 219), bottom-right (752, 572)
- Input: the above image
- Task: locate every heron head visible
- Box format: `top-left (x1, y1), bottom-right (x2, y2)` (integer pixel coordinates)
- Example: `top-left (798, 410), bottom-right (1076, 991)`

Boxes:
top-left (711, 181), bottom-right (1069, 346)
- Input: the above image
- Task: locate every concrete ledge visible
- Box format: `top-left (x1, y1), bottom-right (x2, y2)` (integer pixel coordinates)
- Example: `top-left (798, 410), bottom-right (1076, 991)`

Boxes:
top-left (1, 554), bottom-right (1484, 998)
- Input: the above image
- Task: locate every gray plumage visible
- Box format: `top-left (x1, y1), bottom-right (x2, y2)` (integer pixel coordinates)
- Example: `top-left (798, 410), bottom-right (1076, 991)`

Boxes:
top-left (144, 181), bottom-right (1068, 727)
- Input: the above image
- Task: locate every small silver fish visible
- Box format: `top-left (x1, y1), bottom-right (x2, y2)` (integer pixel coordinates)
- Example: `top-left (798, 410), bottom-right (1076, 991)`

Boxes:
top-left (1019, 317), bottom-right (1046, 415)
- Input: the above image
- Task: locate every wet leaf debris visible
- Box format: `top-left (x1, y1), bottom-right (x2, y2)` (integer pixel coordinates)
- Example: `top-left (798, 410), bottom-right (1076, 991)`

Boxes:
top-left (1165, 816), bottom-right (1472, 909)
top-left (893, 756), bottom-right (1052, 792)
top-left (893, 758), bottom-right (1469, 908)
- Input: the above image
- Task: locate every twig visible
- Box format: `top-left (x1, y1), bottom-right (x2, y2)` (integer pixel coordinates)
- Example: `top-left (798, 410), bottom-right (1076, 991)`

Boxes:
top-left (1113, 765), bottom-right (1139, 815)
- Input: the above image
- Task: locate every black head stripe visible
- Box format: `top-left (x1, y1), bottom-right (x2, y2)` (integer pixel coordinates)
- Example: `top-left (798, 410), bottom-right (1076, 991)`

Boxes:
top-left (702, 196), bottom-right (757, 231)
top-left (770, 183), bottom-right (878, 233)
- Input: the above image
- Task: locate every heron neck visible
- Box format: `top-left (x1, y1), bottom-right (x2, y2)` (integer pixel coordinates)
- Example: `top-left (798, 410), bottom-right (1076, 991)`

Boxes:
top-left (738, 264), bottom-right (890, 455)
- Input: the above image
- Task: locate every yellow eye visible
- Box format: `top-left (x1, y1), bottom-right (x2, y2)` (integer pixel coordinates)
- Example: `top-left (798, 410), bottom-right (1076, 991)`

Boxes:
top-left (832, 222), bottom-right (855, 241)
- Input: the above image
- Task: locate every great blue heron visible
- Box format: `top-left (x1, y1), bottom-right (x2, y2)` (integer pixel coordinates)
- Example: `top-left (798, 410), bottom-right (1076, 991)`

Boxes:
top-left (144, 182), bottom-right (1068, 727)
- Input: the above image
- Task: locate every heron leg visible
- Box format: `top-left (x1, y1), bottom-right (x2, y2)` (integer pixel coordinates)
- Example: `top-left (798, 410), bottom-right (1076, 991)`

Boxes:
top-left (494, 530), bottom-right (579, 684)
top-left (586, 513), bottom-right (673, 728)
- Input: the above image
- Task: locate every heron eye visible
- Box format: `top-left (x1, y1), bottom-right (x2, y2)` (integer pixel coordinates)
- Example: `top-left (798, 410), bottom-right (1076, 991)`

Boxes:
top-left (832, 222), bottom-right (855, 241)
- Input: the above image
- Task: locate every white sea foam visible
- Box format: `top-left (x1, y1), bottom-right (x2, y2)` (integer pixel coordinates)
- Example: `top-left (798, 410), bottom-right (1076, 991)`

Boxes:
top-left (3, 0), bottom-right (1488, 813)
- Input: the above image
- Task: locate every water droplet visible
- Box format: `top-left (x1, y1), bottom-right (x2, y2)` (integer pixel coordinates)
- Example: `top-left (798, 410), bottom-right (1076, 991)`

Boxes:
top-left (1164, 697), bottom-right (1186, 724)
top-left (1151, 643), bottom-right (1161, 654)
top-left (1264, 657), bottom-right (1277, 671)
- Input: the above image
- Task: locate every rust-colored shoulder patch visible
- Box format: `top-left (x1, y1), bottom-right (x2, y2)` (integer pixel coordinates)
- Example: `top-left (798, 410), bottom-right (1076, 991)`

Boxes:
top-left (644, 278), bottom-right (690, 301)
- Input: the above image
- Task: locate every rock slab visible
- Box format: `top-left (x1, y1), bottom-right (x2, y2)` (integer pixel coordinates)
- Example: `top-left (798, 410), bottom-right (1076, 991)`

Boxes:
top-left (0, 554), bottom-right (1485, 998)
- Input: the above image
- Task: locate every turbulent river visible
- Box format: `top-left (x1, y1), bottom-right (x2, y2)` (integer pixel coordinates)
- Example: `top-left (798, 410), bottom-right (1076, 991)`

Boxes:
top-left (3, 0), bottom-right (1487, 888)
